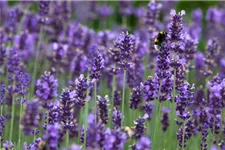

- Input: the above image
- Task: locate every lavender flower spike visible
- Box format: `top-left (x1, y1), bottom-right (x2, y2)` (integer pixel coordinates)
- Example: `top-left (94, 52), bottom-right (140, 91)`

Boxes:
top-left (97, 95), bottom-right (109, 125)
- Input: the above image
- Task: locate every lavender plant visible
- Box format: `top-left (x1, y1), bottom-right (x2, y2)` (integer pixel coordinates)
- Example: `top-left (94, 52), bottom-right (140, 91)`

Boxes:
top-left (0, 1), bottom-right (224, 150)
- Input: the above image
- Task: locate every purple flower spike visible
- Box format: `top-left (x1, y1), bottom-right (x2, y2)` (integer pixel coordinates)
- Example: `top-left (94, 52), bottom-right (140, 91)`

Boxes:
top-left (73, 74), bottom-right (89, 108)
top-left (140, 76), bottom-right (156, 102)
top-left (168, 9), bottom-right (186, 54)
top-left (143, 101), bottom-right (154, 120)
top-left (161, 107), bottom-right (170, 132)
top-left (114, 31), bottom-right (134, 70)
top-left (104, 128), bottom-right (127, 150)
top-left (7, 48), bottom-right (21, 74)
top-left (3, 140), bottom-right (14, 150)
top-left (69, 144), bottom-right (82, 150)
top-left (80, 125), bottom-right (84, 143)
top-left (133, 117), bottom-right (146, 140)
top-left (113, 90), bottom-right (122, 107)
top-left (0, 116), bottom-right (5, 136)
top-left (35, 71), bottom-right (58, 108)
top-left (38, 1), bottom-right (50, 24)
top-left (22, 100), bottom-right (40, 135)
top-left (112, 107), bottom-right (122, 130)
top-left (136, 136), bottom-right (152, 150)
top-left (15, 71), bottom-right (31, 96)
top-left (90, 45), bottom-right (105, 82)
top-left (119, 1), bottom-right (133, 16)
top-left (200, 123), bottom-right (209, 150)
top-left (97, 95), bottom-right (109, 125)
top-left (60, 87), bottom-right (75, 130)
top-left (43, 123), bottom-right (60, 150)
top-left (0, 40), bottom-right (6, 66)
top-left (0, 84), bottom-right (6, 105)
top-left (130, 86), bottom-right (142, 109)
top-left (23, 137), bottom-right (42, 150)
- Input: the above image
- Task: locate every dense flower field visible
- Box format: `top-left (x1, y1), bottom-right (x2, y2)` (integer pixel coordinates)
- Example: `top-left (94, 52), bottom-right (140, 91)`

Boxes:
top-left (1, 1), bottom-right (225, 150)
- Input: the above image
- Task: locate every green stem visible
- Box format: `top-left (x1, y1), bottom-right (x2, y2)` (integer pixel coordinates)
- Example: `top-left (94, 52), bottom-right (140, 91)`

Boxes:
top-left (30, 27), bottom-right (43, 99)
top-left (152, 80), bottom-right (162, 149)
top-left (170, 68), bottom-right (177, 150)
top-left (109, 75), bottom-right (116, 128)
top-left (33, 129), bottom-right (36, 142)
top-left (0, 104), bottom-right (2, 149)
top-left (66, 130), bottom-right (69, 147)
top-left (94, 82), bottom-right (97, 123)
top-left (182, 121), bottom-right (186, 150)
top-left (17, 100), bottom-right (23, 149)
top-left (122, 16), bottom-right (127, 28)
top-left (83, 74), bottom-right (90, 149)
top-left (17, 9), bottom-right (28, 34)
top-left (9, 91), bottom-right (15, 143)
top-left (122, 70), bottom-right (126, 127)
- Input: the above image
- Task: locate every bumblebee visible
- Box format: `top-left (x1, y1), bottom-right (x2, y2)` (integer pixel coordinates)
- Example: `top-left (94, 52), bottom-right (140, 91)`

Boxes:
top-left (122, 126), bottom-right (135, 138)
top-left (154, 31), bottom-right (167, 51)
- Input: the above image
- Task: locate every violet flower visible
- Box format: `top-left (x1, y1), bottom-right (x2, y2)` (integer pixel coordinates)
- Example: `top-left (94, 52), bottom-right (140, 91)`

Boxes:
top-left (140, 76), bottom-right (156, 102)
top-left (35, 71), bottom-right (58, 109)
top-left (73, 74), bottom-right (89, 108)
top-left (48, 100), bottom-right (61, 125)
top-left (103, 128), bottom-right (127, 150)
top-left (43, 123), bottom-right (60, 150)
top-left (15, 71), bottom-right (31, 96)
top-left (68, 144), bottom-right (82, 150)
top-left (0, 84), bottom-right (6, 105)
top-left (90, 45), bottom-right (105, 82)
top-left (22, 100), bottom-right (40, 135)
top-left (113, 31), bottom-right (134, 70)
top-left (38, 1), bottom-right (50, 24)
top-left (130, 86), bottom-right (142, 109)
top-left (203, 39), bottom-right (221, 77)
top-left (161, 107), bottom-right (170, 132)
top-left (119, 1), bottom-right (133, 16)
top-left (136, 136), bottom-right (152, 150)
top-left (3, 140), bottom-right (14, 150)
top-left (133, 117), bottom-right (146, 140)
top-left (86, 114), bottom-right (106, 149)
top-left (143, 101), bottom-right (154, 121)
top-left (0, 39), bottom-right (6, 66)
top-left (80, 125), bottom-right (84, 143)
top-left (97, 95), bottom-right (109, 125)
top-left (60, 87), bottom-right (75, 130)
top-left (112, 107), bottom-right (122, 130)
top-left (177, 119), bottom-right (196, 148)
top-left (113, 90), bottom-right (122, 107)
top-left (7, 48), bottom-right (21, 75)
top-left (23, 138), bottom-right (42, 150)
top-left (0, 116), bottom-right (5, 137)
top-left (168, 9), bottom-right (186, 54)
top-left (145, 1), bottom-right (162, 59)
top-left (200, 123), bottom-right (209, 150)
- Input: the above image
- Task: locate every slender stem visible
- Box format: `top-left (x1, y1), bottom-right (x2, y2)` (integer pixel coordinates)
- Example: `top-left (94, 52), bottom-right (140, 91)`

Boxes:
top-left (0, 104), bottom-right (2, 149)
top-left (66, 130), bottom-right (69, 147)
top-left (30, 27), bottom-right (43, 99)
top-left (109, 75), bottom-right (116, 128)
top-left (9, 91), bottom-right (15, 143)
top-left (94, 82), bottom-right (97, 123)
top-left (122, 16), bottom-right (127, 28)
top-left (33, 129), bottom-right (36, 142)
top-left (83, 74), bottom-right (90, 149)
top-left (153, 80), bottom-right (162, 149)
top-left (17, 9), bottom-right (28, 34)
top-left (18, 100), bottom-right (23, 149)
top-left (170, 68), bottom-right (177, 150)
top-left (182, 121), bottom-right (186, 150)
top-left (122, 70), bottom-right (126, 127)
